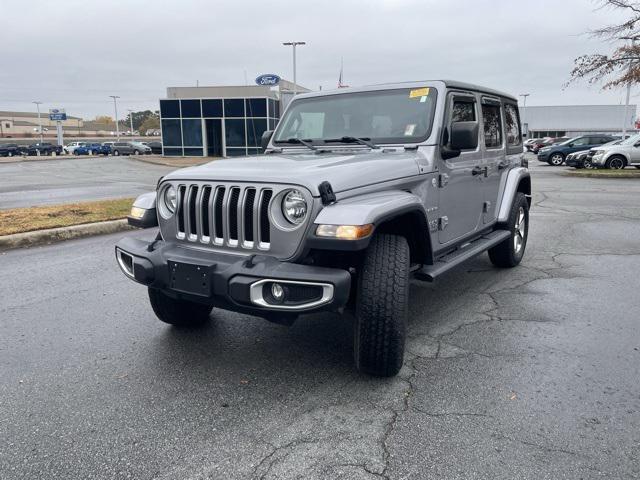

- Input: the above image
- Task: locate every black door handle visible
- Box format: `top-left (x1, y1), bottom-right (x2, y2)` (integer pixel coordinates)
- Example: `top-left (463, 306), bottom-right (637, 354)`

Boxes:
top-left (472, 166), bottom-right (483, 176)
top-left (498, 162), bottom-right (509, 170)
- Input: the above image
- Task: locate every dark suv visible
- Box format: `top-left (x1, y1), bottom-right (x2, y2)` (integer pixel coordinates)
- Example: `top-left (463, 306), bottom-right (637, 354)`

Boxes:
top-left (536, 135), bottom-right (617, 166)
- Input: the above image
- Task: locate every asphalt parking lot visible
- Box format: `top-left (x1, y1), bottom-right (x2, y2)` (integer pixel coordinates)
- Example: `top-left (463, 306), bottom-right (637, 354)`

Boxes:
top-left (0, 157), bottom-right (174, 209)
top-left (1, 158), bottom-right (639, 479)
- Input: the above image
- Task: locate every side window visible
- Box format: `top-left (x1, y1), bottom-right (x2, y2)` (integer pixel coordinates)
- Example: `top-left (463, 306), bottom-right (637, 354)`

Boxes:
top-left (482, 102), bottom-right (503, 148)
top-left (504, 104), bottom-right (521, 146)
top-left (573, 137), bottom-right (589, 146)
top-left (451, 100), bottom-right (476, 123)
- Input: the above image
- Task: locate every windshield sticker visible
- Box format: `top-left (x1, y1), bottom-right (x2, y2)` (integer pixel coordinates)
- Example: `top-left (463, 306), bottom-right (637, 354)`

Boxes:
top-left (404, 124), bottom-right (416, 136)
top-left (420, 96), bottom-right (427, 103)
top-left (409, 87), bottom-right (430, 98)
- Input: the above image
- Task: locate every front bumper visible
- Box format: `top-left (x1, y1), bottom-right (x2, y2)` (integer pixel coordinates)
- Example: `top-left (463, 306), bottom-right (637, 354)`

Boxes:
top-left (537, 151), bottom-right (550, 161)
top-left (115, 236), bottom-right (351, 315)
top-left (591, 154), bottom-right (605, 166)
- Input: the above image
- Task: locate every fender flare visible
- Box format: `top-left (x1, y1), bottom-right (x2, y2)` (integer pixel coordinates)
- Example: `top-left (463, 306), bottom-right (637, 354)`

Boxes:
top-left (497, 167), bottom-right (531, 223)
top-left (309, 190), bottom-right (432, 260)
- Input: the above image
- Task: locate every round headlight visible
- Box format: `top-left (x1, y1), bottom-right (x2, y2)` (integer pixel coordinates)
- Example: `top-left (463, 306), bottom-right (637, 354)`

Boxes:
top-left (164, 185), bottom-right (177, 214)
top-left (282, 189), bottom-right (307, 225)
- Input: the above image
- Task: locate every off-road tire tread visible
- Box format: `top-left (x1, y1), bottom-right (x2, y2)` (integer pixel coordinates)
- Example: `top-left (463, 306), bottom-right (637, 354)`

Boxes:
top-left (148, 288), bottom-right (212, 327)
top-left (354, 234), bottom-right (409, 377)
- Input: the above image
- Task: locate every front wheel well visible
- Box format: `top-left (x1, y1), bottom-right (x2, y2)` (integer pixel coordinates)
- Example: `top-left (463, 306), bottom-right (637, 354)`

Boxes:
top-left (517, 176), bottom-right (532, 208)
top-left (375, 210), bottom-right (431, 264)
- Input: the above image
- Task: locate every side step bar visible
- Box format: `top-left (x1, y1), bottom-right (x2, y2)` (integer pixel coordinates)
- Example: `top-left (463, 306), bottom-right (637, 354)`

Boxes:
top-left (415, 230), bottom-right (511, 282)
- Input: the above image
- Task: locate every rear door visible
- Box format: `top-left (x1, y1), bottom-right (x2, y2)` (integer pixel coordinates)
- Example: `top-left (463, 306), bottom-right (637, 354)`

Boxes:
top-left (480, 97), bottom-right (506, 224)
top-left (438, 91), bottom-right (484, 244)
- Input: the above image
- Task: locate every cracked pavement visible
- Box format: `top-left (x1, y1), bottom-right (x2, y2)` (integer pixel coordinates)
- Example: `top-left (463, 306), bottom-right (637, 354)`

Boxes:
top-left (1, 159), bottom-right (640, 479)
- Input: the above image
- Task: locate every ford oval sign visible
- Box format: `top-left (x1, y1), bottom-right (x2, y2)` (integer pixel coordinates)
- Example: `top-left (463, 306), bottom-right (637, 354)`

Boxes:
top-left (255, 74), bottom-right (281, 86)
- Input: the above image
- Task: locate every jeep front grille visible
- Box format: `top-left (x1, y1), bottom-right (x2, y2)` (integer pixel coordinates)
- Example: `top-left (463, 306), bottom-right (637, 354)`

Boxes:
top-left (176, 184), bottom-right (273, 250)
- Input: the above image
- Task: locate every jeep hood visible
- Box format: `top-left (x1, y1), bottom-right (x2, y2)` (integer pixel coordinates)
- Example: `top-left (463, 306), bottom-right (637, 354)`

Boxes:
top-left (164, 149), bottom-right (432, 196)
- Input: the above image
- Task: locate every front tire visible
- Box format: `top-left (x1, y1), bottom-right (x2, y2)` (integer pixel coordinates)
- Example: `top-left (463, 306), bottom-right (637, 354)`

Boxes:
top-left (584, 158), bottom-right (593, 169)
top-left (606, 156), bottom-right (625, 170)
top-left (548, 153), bottom-right (564, 166)
top-left (113, 149), bottom-right (120, 156)
top-left (489, 192), bottom-right (529, 268)
top-left (354, 234), bottom-right (409, 377)
top-left (148, 288), bottom-right (212, 327)
top-left (133, 149), bottom-right (140, 155)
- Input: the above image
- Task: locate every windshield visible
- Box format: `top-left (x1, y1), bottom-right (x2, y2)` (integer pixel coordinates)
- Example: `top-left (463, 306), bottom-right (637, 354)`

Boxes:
top-left (273, 87), bottom-right (438, 145)
top-left (620, 133), bottom-right (640, 146)
top-left (559, 137), bottom-right (580, 146)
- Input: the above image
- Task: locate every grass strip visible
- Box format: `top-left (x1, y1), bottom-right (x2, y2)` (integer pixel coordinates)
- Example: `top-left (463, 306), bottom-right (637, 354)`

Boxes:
top-left (0, 198), bottom-right (134, 236)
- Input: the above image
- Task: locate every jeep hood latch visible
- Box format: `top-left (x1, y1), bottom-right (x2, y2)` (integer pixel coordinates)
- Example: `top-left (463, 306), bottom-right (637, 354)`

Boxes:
top-left (318, 181), bottom-right (337, 206)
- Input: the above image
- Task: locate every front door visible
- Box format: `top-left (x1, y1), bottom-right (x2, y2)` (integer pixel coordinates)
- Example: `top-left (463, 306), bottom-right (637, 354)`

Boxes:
top-left (438, 92), bottom-right (484, 244)
top-left (205, 119), bottom-right (223, 157)
top-left (480, 97), bottom-right (506, 224)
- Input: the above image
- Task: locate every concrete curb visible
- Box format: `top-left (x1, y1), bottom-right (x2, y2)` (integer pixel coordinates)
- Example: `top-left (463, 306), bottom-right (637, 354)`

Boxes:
top-left (0, 219), bottom-right (134, 251)
top-left (563, 171), bottom-right (640, 179)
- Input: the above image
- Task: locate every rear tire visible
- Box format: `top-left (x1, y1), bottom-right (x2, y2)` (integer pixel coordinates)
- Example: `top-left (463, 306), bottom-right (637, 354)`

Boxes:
top-left (148, 288), bottom-right (212, 327)
top-left (113, 149), bottom-right (120, 156)
top-left (489, 192), bottom-right (529, 268)
top-left (354, 234), bottom-right (409, 377)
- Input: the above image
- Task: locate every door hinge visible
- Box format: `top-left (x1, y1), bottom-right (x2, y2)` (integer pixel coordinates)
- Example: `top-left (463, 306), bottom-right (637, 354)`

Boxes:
top-left (438, 173), bottom-right (449, 188)
top-left (483, 201), bottom-right (491, 213)
top-left (438, 216), bottom-right (449, 230)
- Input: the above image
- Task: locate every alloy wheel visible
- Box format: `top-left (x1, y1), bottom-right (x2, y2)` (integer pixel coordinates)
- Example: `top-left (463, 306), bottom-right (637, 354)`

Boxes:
top-left (609, 158), bottom-right (624, 170)
top-left (513, 207), bottom-right (526, 254)
top-left (550, 154), bottom-right (563, 166)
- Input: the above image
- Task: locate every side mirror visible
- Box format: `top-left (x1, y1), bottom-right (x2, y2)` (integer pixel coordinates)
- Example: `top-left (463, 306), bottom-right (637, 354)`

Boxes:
top-left (634, 142), bottom-right (640, 148)
top-left (567, 143), bottom-right (574, 148)
top-left (450, 121), bottom-right (479, 150)
top-left (261, 130), bottom-right (274, 151)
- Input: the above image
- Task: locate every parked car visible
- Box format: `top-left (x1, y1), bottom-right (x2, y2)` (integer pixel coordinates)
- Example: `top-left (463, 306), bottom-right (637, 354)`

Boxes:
top-left (115, 80), bottom-right (532, 377)
top-left (73, 143), bottom-right (111, 156)
top-left (591, 133), bottom-right (640, 169)
top-left (566, 139), bottom-right (623, 169)
top-left (23, 143), bottom-right (63, 156)
top-left (146, 141), bottom-right (162, 154)
top-left (0, 143), bottom-right (22, 157)
top-left (537, 135), bottom-right (617, 166)
top-left (64, 142), bottom-right (88, 154)
top-left (111, 141), bottom-right (151, 156)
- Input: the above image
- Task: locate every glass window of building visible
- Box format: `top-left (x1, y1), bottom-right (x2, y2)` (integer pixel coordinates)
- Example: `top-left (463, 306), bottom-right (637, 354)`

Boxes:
top-left (181, 100), bottom-right (201, 118)
top-left (202, 99), bottom-right (223, 117)
top-left (245, 98), bottom-right (267, 118)
top-left (225, 118), bottom-right (246, 146)
top-left (224, 99), bottom-right (244, 117)
top-left (160, 100), bottom-right (180, 118)
top-left (246, 118), bottom-right (268, 147)
top-left (162, 119), bottom-right (182, 146)
top-left (182, 119), bottom-right (203, 146)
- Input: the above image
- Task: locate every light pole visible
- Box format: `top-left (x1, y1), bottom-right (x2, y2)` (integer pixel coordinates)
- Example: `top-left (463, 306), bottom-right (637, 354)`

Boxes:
top-left (282, 41), bottom-right (306, 95)
top-left (621, 38), bottom-right (636, 138)
top-left (519, 93), bottom-right (530, 139)
top-left (127, 109), bottom-right (134, 137)
top-left (33, 101), bottom-right (43, 143)
top-left (109, 95), bottom-right (120, 139)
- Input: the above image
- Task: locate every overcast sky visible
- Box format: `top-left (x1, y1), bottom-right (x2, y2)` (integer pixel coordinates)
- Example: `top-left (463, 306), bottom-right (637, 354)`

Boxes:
top-left (0, 0), bottom-right (633, 118)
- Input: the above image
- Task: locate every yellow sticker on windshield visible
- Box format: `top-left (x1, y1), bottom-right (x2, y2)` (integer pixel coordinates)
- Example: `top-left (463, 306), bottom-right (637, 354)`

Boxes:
top-left (409, 87), bottom-right (430, 98)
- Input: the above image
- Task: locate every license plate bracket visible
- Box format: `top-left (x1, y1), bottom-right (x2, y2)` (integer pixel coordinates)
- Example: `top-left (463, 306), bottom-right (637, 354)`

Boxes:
top-left (168, 261), bottom-right (211, 297)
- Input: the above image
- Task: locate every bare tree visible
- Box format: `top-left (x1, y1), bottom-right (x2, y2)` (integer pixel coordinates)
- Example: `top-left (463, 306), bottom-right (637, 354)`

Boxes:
top-left (568, 0), bottom-right (640, 89)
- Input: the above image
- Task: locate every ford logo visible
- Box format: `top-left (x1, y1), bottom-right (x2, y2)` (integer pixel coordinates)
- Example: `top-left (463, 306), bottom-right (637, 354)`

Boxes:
top-left (255, 74), bottom-right (281, 86)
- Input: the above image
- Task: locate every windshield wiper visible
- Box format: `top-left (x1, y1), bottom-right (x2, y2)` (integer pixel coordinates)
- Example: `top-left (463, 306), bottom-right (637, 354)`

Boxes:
top-left (282, 137), bottom-right (318, 151)
top-left (322, 136), bottom-right (380, 149)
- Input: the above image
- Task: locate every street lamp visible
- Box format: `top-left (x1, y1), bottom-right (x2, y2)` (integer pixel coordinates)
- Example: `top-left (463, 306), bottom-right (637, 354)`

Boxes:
top-left (282, 41), bottom-right (306, 95)
top-left (33, 101), bottom-right (43, 144)
top-left (109, 95), bottom-right (120, 139)
top-left (127, 109), bottom-right (134, 137)
top-left (519, 93), bottom-right (530, 139)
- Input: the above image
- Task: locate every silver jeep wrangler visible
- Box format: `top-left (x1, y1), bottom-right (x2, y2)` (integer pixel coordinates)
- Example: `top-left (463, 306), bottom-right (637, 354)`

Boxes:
top-left (116, 80), bottom-right (531, 377)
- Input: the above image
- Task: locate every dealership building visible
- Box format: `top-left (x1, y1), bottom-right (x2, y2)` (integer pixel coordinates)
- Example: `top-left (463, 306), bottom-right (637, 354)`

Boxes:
top-left (159, 79), bottom-right (308, 157)
top-left (521, 104), bottom-right (637, 139)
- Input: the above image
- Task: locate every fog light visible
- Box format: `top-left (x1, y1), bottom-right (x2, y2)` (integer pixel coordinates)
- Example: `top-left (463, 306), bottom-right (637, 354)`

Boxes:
top-left (271, 283), bottom-right (284, 301)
